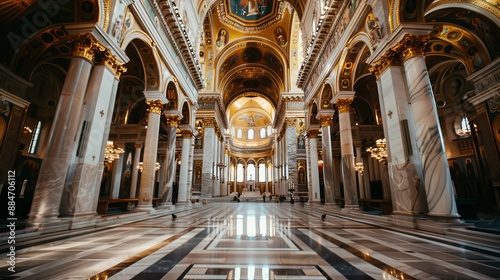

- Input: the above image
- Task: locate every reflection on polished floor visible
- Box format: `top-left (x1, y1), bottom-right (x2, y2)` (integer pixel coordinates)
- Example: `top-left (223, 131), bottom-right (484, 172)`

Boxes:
top-left (1, 202), bottom-right (500, 279)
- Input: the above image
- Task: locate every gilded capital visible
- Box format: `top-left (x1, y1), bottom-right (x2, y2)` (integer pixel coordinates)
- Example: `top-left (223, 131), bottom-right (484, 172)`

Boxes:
top-left (307, 130), bottom-right (319, 138)
top-left (134, 143), bottom-right (143, 149)
top-left (72, 34), bottom-right (98, 61)
top-left (203, 118), bottom-right (216, 128)
top-left (336, 98), bottom-right (353, 114)
top-left (181, 130), bottom-right (193, 138)
top-left (320, 116), bottom-right (332, 127)
top-left (146, 99), bottom-right (164, 114)
top-left (93, 46), bottom-right (127, 79)
top-left (395, 34), bottom-right (429, 62)
top-left (167, 117), bottom-right (180, 127)
top-left (369, 48), bottom-right (401, 79)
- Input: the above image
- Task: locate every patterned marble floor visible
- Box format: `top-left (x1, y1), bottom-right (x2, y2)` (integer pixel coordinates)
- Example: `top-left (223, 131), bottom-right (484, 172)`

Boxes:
top-left (1, 202), bottom-right (499, 279)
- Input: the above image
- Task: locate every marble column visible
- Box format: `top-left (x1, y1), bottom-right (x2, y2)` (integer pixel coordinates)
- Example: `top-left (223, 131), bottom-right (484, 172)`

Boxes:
top-left (130, 143), bottom-right (142, 198)
top-left (110, 151), bottom-right (124, 199)
top-left (334, 95), bottom-right (359, 210)
top-left (402, 38), bottom-right (459, 218)
top-left (308, 130), bottom-right (321, 202)
top-left (28, 35), bottom-right (95, 224)
top-left (177, 129), bottom-right (192, 203)
top-left (136, 94), bottom-right (166, 212)
top-left (319, 115), bottom-right (335, 203)
top-left (161, 116), bottom-right (179, 202)
top-left (201, 118), bottom-right (216, 198)
top-left (157, 155), bottom-right (166, 200)
top-left (372, 58), bottom-right (427, 215)
top-left (286, 118), bottom-right (298, 195)
top-left (60, 56), bottom-right (125, 221)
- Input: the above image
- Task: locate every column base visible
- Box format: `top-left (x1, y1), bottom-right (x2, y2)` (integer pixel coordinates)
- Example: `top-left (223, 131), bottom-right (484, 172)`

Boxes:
top-left (342, 205), bottom-right (362, 213)
top-left (134, 205), bottom-right (156, 214)
top-left (68, 212), bottom-right (98, 229)
top-left (156, 202), bottom-right (175, 210)
top-left (392, 212), bottom-right (471, 234)
top-left (27, 218), bottom-right (72, 234)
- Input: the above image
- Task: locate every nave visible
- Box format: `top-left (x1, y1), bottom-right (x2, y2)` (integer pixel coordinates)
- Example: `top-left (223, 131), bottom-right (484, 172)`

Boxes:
top-left (1, 202), bottom-right (499, 280)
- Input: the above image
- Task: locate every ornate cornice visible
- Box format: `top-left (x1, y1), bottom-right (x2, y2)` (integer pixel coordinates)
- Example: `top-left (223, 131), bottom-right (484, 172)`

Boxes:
top-left (335, 98), bottom-right (353, 114)
top-left (146, 100), bottom-right (165, 115)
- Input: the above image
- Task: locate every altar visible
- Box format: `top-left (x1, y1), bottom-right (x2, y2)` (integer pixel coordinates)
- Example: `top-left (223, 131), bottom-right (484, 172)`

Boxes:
top-left (239, 190), bottom-right (262, 201)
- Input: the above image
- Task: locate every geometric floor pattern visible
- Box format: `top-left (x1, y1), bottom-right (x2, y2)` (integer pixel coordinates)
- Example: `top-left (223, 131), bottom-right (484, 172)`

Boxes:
top-left (1, 202), bottom-right (499, 279)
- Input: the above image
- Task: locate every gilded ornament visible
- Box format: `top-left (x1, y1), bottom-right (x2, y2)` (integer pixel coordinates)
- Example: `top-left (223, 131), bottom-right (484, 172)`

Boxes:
top-left (336, 98), bottom-right (353, 113)
top-left (320, 116), bottom-right (332, 126)
top-left (146, 99), bottom-right (164, 114)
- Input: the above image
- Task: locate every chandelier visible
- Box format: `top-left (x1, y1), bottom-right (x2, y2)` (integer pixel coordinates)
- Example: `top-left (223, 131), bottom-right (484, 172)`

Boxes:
top-left (104, 141), bottom-right (124, 163)
top-left (366, 138), bottom-right (387, 165)
top-left (137, 162), bottom-right (161, 172)
top-left (355, 162), bottom-right (364, 175)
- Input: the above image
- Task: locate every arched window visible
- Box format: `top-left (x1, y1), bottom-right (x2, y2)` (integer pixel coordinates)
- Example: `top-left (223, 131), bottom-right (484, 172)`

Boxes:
top-left (248, 129), bottom-right (254, 139)
top-left (247, 164), bottom-right (255, 181)
top-left (260, 128), bottom-right (266, 138)
top-left (258, 163), bottom-right (266, 182)
top-left (237, 128), bottom-right (243, 139)
top-left (237, 164), bottom-right (244, 182)
top-left (267, 125), bottom-right (272, 136)
top-left (231, 126), bottom-right (235, 137)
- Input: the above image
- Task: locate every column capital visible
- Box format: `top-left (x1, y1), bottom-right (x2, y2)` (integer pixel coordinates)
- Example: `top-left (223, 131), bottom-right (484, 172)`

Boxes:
top-left (181, 130), bottom-right (193, 138)
top-left (70, 34), bottom-right (99, 61)
top-left (146, 100), bottom-right (165, 115)
top-left (369, 34), bottom-right (429, 79)
top-left (306, 130), bottom-right (319, 138)
top-left (93, 45), bottom-right (127, 79)
top-left (134, 143), bottom-right (143, 149)
top-left (320, 116), bottom-right (333, 127)
top-left (335, 98), bottom-right (354, 114)
top-left (166, 116), bottom-right (180, 127)
top-left (203, 117), bottom-right (216, 128)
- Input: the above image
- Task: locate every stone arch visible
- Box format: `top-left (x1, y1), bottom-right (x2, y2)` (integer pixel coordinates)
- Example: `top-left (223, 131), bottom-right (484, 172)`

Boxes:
top-left (309, 102), bottom-right (320, 125)
top-left (165, 81), bottom-right (178, 110)
top-left (320, 83), bottom-right (333, 110)
top-left (121, 32), bottom-right (161, 91)
top-left (180, 101), bottom-right (191, 125)
top-left (337, 41), bottom-right (369, 92)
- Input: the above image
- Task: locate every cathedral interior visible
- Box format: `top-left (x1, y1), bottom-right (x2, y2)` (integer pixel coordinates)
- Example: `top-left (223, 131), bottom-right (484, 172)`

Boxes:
top-left (0, 0), bottom-right (500, 279)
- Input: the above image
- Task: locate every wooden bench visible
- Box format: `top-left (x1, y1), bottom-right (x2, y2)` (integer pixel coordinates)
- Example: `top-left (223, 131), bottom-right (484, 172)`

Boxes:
top-left (359, 198), bottom-right (393, 215)
top-left (97, 198), bottom-right (138, 214)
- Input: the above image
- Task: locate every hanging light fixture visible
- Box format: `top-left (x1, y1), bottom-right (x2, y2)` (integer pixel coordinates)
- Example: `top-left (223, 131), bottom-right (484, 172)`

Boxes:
top-left (366, 138), bottom-right (387, 165)
top-left (355, 162), bottom-right (364, 175)
top-left (104, 141), bottom-right (124, 163)
top-left (137, 162), bottom-right (161, 172)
